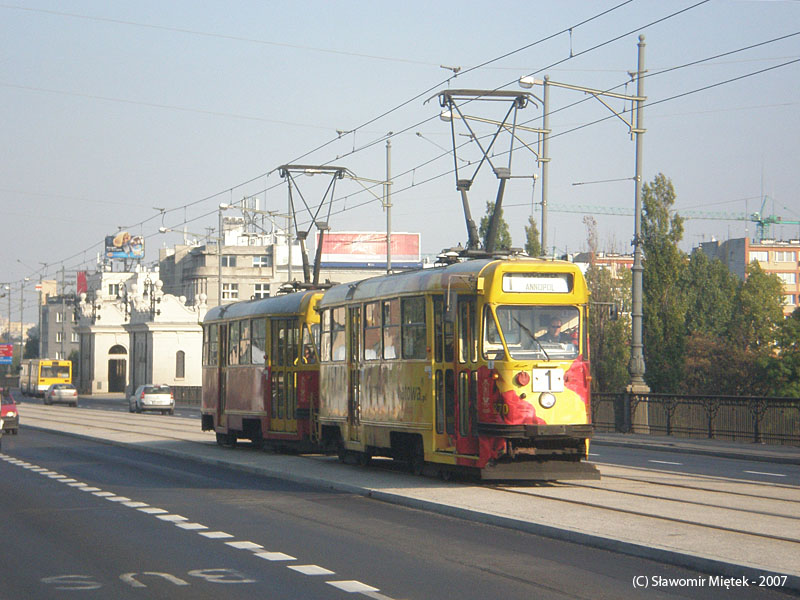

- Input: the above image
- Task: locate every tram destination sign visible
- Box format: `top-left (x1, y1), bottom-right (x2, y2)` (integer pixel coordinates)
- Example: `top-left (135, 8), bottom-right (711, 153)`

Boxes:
top-left (503, 273), bottom-right (572, 293)
top-left (0, 344), bottom-right (12, 365)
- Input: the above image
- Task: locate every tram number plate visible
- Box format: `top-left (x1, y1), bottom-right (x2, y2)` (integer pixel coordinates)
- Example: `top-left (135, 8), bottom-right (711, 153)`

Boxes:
top-left (532, 368), bottom-right (564, 392)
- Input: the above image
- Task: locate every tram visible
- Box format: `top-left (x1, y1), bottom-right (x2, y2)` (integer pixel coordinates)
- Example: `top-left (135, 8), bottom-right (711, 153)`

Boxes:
top-left (316, 257), bottom-right (600, 480)
top-left (19, 359), bottom-right (73, 397)
top-left (201, 291), bottom-right (323, 449)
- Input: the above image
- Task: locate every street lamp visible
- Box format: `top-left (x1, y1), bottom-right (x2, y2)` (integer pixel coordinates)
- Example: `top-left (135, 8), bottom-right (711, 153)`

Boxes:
top-left (518, 36), bottom-right (649, 394)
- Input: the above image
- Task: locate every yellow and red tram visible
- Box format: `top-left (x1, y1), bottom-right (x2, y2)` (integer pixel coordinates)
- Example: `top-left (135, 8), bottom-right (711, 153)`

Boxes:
top-left (316, 258), bottom-right (599, 480)
top-left (201, 291), bottom-right (322, 449)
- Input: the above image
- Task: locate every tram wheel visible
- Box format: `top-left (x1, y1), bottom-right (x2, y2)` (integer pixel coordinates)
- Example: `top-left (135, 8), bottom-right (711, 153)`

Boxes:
top-left (409, 438), bottom-right (424, 476)
top-left (358, 452), bottom-right (372, 467)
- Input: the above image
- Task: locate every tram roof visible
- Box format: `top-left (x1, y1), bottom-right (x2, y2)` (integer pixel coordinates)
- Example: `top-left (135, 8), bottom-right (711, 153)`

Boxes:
top-left (318, 257), bottom-right (580, 307)
top-left (203, 290), bottom-right (319, 323)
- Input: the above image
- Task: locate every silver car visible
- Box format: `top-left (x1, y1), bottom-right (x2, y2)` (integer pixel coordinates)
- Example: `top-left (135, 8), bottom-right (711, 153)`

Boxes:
top-left (129, 384), bottom-right (174, 415)
top-left (44, 383), bottom-right (78, 407)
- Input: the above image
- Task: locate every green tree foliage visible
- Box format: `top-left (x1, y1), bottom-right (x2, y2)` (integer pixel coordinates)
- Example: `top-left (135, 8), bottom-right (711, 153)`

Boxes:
top-left (478, 201), bottom-right (512, 250)
top-left (681, 251), bottom-right (738, 337)
top-left (765, 307), bottom-right (800, 396)
top-left (24, 325), bottom-right (39, 359)
top-left (524, 216), bottom-right (542, 257)
top-left (586, 264), bottom-right (631, 393)
top-left (641, 173), bottom-right (687, 393)
top-left (728, 262), bottom-right (784, 351)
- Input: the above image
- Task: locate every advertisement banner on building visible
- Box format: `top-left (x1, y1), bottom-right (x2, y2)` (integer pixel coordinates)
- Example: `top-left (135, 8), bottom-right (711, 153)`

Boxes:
top-left (0, 344), bottom-right (12, 365)
top-left (105, 231), bottom-right (144, 260)
top-left (317, 232), bottom-right (421, 268)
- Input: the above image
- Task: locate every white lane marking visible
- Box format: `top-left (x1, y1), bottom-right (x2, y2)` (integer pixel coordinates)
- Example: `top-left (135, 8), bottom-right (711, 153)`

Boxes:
top-left (78, 487), bottom-right (102, 492)
top-left (289, 565), bottom-right (335, 576)
top-left (198, 531), bottom-right (234, 539)
top-left (254, 551), bottom-right (295, 561)
top-left (92, 491), bottom-right (115, 497)
top-left (648, 460), bottom-right (683, 466)
top-left (744, 470), bottom-right (787, 478)
top-left (48, 474), bottom-right (67, 479)
top-left (68, 482), bottom-right (87, 487)
top-left (226, 541), bottom-right (264, 551)
top-left (106, 496), bottom-right (131, 502)
top-left (59, 478), bottom-right (78, 483)
top-left (157, 514), bottom-right (188, 522)
top-left (327, 580), bottom-right (380, 593)
top-left (175, 522), bottom-right (208, 530)
top-left (138, 507), bottom-right (168, 514)
top-left (122, 501), bottom-right (149, 508)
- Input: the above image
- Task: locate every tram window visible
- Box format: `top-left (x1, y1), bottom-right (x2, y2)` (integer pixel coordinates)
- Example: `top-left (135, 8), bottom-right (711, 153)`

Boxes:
top-left (331, 308), bottom-right (346, 362)
top-left (301, 326), bottom-right (318, 364)
top-left (320, 310), bottom-right (331, 362)
top-left (288, 320), bottom-right (300, 364)
top-left (435, 369), bottom-right (444, 434)
top-left (433, 297), bottom-right (443, 362)
top-left (401, 296), bottom-right (426, 359)
top-left (252, 319), bottom-right (266, 365)
top-left (482, 307), bottom-right (505, 360)
top-left (445, 369), bottom-right (455, 435)
top-left (458, 371), bottom-right (470, 436)
top-left (364, 302), bottom-right (381, 360)
top-left (458, 299), bottom-right (477, 364)
top-left (271, 320), bottom-right (285, 366)
top-left (240, 319), bottom-right (251, 365)
top-left (229, 321), bottom-right (240, 365)
top-left (383, 300), bottom-right (400, 360)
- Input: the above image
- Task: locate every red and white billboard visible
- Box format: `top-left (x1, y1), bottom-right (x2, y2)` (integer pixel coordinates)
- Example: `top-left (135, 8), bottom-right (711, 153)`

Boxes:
top-left (317, 232), bottom-right (421, 268)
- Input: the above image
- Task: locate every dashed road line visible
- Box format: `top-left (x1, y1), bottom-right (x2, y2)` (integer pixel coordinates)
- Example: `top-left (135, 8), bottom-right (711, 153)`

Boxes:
top-left (289, 565), bottom-right (335, 576)
top-left (744, 470), bottom-right (786, 477)
top-left (138, 507), bottom-right (168, 514)
top-left (328, 580), bottom-right (380, 593)
top-left (254, 551), bottom-right (295, 562)
top-left (648, 460), bottom-right (683, 466)
top-left (175, 522), bottom-right (208, 530)
top-left (226, 541), bottom-right (264, 551)
top-left (199, 531), bottom-right (234, 539)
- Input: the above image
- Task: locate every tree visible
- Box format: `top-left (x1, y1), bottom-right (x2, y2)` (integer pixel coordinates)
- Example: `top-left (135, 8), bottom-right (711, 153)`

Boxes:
top-left (586, 263), bottom-right (631, 393)
top-left (641, 173), bottom-right (687, 393)
top-left (478, 201), bottom-right (512, 250)
top-left (24, 325), bottom-right (40, 359)
top-left (524, 216), bottom-right (542, 257)
top-left (681, 251), bottom-right (739, 338)
top-left (765, 307), bottom-right (800, 397)
top-left (728, 262), bottom-right (784, 351)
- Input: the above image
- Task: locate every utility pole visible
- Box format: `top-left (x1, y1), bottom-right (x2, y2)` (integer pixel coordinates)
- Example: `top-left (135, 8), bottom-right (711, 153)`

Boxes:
top-left (385, 139), bottom-right (393, 273)
top-left (540, 76), bottom-right (551, 254)
top-left (628, 35), bottom-right (649, 394)
top-left (60, 266), bottom-right (66, 360)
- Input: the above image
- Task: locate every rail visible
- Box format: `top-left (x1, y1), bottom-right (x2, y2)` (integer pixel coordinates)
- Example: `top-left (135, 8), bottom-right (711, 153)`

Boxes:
top-left (592, 392), bottom-right (800, 446)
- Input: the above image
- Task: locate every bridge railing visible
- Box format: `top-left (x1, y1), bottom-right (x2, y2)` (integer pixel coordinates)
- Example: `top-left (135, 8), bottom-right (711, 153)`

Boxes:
top-left (591, 392), bottom-right (800, 445)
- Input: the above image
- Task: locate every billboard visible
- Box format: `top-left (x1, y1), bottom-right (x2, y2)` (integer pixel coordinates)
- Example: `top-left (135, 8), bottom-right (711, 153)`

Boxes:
top-left (317, 232), bottom-right (421, 268)
top-left (0, 344), bottom-right (12, 365)
top-left (105, 231), bottom-right (144, 260)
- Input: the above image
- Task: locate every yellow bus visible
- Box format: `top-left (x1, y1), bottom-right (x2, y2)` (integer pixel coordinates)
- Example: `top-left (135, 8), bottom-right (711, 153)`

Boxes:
top-left (20, 359), bottom-right (73, 397)
top-left (316, 257), bottom-right (599, 480)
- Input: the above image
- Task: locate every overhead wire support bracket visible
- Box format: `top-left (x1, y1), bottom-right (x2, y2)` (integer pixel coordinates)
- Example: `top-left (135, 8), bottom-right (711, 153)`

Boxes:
top-left (433, 89), bottom-right (534, 254)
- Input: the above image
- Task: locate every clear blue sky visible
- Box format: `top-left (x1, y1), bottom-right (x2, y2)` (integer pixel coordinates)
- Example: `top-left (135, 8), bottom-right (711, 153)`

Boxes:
top-left (2, 1), bottom-right (799, 314)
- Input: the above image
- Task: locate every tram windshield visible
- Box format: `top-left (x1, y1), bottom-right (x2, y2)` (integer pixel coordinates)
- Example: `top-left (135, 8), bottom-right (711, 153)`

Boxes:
top-left (484, 305), bottom-right (580, 360)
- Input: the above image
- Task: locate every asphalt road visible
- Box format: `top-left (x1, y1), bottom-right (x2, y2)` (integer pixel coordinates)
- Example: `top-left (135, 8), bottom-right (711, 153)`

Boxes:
top-left (4, 429), bottom-right (793, 600)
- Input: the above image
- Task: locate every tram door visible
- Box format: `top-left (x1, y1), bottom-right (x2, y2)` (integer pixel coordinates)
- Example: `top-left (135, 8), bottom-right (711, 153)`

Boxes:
top-left (347, 306), bottom-right (361, 442)
top-left (433, 296), bottom-right (455, 453)
top-left (218, 323), bottom-right (228, 430)
top-left (455, 297), bottom-right (479, 456)
top-left (270, 319), bottom-right (298, 434)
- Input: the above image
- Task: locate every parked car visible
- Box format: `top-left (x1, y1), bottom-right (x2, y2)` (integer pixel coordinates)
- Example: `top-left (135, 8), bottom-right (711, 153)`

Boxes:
top-left (44, 383), bottom-right (79, 407)
top-left (1, 388), bottom-right (19, 434)
top-left (129, 384), bottom-right (174, 415)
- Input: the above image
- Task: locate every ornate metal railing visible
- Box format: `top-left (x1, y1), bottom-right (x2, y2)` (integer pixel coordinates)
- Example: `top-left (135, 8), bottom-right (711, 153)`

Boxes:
top-left (592, 392), bottom-right (800, 445)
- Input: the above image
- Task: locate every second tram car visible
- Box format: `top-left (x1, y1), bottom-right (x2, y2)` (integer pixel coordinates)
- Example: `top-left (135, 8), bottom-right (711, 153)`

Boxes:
top-left (201, 291), bottom-right (323, 449)
top-left (316, 258), bottom-right (600, 480)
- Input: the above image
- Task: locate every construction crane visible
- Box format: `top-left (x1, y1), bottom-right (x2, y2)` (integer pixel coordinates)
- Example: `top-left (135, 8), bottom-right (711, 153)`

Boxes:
top-left (544, 197), bottom-right (800, 242)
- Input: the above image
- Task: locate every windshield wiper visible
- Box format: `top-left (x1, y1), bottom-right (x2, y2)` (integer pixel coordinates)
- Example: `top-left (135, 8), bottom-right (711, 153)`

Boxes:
top-left (512, 317), bottom-right (550, 361)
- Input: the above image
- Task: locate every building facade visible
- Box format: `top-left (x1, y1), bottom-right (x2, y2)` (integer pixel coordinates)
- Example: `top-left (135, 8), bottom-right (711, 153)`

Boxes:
top-left (40, 295), bottom-right (79, 360)
top-left (699, 237), bottom-right (800, 316)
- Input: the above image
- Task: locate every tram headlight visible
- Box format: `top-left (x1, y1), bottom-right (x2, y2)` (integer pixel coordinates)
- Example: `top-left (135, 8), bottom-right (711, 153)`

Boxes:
top-left (538, 392), bottom-right (556, 409)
